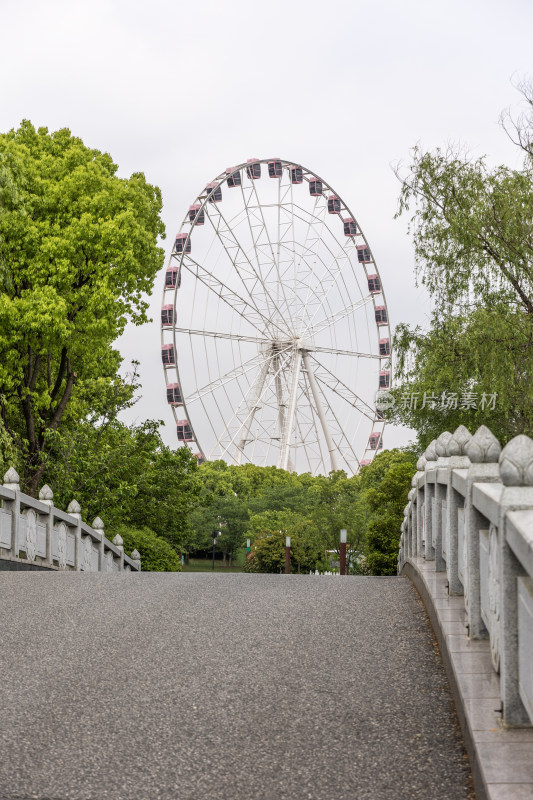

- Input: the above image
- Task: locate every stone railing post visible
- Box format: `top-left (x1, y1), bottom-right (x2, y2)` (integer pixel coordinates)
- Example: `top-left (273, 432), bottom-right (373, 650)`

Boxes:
top-left (92, 517), bottom-right (105, 571)
top-left (415, 455), bottom-right (426, 557)
top-left (446, 425), bottom-right (472, 595)
top-left (407, 488), bottom-right (416, 558)
top-left (68, 500), bottom-right (82, 571)
top-left (39, 484), bottom-right (54, 568)
top-left (463, 426), bottom-right (501, 639)
top-left (497, 435), bottom-right (533, 725)
top-left (434, 431), bottom-right (452, 572)
top-left (113, 533), bottom-right (125, 571)
top-left (4, 467), bottom-right (20, 560)
top-left (424, 440), bottom-right (437, 560)
top-left (130, 548), bottom-right (141, 571)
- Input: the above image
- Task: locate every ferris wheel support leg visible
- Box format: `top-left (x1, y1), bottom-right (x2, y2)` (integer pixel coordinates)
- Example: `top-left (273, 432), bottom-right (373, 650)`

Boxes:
top-left (302, 351), bottom-right (340, 473)
top-left (274, 355), bottom-right (293, 473)
top-left (235, 356), bottom-right (271, 465)
top-left (278, 349), bottom-right (302, 472)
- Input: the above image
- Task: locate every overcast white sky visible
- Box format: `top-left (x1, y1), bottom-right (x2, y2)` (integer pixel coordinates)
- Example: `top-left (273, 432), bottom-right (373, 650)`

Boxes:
top-left (1, 0), bottom-right (531, 454)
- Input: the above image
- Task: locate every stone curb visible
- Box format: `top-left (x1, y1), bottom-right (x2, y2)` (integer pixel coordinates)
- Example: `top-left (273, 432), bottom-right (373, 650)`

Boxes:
top-left (401, 556), bottom-right (533, 800)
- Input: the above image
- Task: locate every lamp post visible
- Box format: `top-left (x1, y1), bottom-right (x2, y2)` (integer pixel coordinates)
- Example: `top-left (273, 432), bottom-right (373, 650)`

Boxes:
top-left (246, 539), bottom-right (251, 554)
top-left (340, 529), bottom-right (347, 575)
top-left (285, 536), bottom-right (291, 575)
top-left (212, 530), bottom-right (221, 571)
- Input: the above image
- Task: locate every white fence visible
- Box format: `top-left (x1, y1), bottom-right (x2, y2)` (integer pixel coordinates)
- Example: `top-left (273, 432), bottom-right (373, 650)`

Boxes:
top-left (398, 425), bottom-right (533, 726)
top-left (0, 468), bottom-right (140, 572)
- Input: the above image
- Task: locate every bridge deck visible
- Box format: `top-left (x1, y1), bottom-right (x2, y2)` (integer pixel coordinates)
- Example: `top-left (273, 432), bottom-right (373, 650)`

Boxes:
top-left (0, 574), bottom-right (473, 800)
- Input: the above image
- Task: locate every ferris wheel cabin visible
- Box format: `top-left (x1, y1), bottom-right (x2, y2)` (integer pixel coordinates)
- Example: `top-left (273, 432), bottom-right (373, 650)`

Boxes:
top-left (357, 245), bottom-right (371, 263)
top-left (309, 178), bottom-right (323, 196)
top-left (379, 370), bottom-right (390, 389)
top-left (369, 433), bottom-right (383, 450)
top-left (360, 459), bottom-right (371, 467)
top-left (226, 167), bottom-right (242, 187)
top-left (177, 420), bottom-right (193, 441)
top-left (290, 165), bottom-right (303, 184)
top-left (206, 182), bottom-right (222, 203)
top-left (343, 218), bottom-right (357, 236)
top-left (328, 195), bottom-right (341, 214)
top-left (161, 344), bottom-right (175, 366)
top-left (375, 306), bottom-right (388, 325)
top-left (189, 204), bottom-right (205, 224)
top-left (161, 304), bottom-right (175, 326)
top-left (379, 338), bottom-right (390, 356)
top-left (268, 159), bottom-right (283, 178)
top-left (367, 274), bottom-right (381, 293)
top-left (246, 159), bottom-right (261, 179)
top-left (166, 383), bottom-right (183, 406)
top-left (165, 267), bottom-right (180, 288)
top-left (174, 233), bottom-right (191, 254)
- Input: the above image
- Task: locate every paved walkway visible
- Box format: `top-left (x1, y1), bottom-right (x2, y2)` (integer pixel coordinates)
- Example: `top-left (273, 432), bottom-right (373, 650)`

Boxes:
top-left (0, 574), bottom-right (473, 800)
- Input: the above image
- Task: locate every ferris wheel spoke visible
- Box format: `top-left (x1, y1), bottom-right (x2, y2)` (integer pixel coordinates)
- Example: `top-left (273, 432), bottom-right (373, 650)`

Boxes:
top-left (310, 295), bottom-right (373, 337)
top-left (310, 371), bottom-right (362, 469)
top-left (185, 351), bottom-right (266, 406)
top-left (204, 198), bottom-right (289, 335)
top-left (309, 354), bottom-right (376, 420)
top-left (181, 255), bottom-right (287, 337)
top-left (174, 327), bottom-right (272, 346)
top-left (311, 345), bottom-right (380, 359)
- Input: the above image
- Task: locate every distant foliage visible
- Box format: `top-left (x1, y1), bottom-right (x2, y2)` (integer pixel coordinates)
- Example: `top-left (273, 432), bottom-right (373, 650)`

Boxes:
top-left (114, 525), bottom-right (181, 572)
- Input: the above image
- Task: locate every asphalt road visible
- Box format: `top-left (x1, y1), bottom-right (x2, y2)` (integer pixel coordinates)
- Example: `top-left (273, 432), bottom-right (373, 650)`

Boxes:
top-left (0, 573), bottom-right (473, 800)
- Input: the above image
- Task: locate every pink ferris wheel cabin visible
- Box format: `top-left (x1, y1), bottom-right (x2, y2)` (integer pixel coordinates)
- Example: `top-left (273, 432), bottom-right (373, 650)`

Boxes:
top-left (309, 178), bottom-right (322, 196)
top-left (189, 204), bottom-right (205, 224)
top-left (328, 195), bottom-right (341, 214)
top-left (226, 167), bottom-right (242, 187)
top-left (161, 344), bottom-right (175, 366)
top-left (379, 370), bottom-right (390, 389)
top-left (161, 304), bottom-right (175, 326)
top-left (174, 233), bottom-right (191, 254)
top-left (375, 306), bottom-right (388, 325)
top-left (268, 159), bottom-right (282, 177)
top-left (379, 338), bottom-right (390, 356)
top-left (165, 266), bottom-right (180, 288)
top-left (369, 433), bottom-right (383, 450)
top-left (357, 245), bottom-right (371, 263)
top-left (360, 459), bottom-right (371, 467)
top-left (177, 420), bottom-right (193, 441)
top-left (290, 165), bottom-right (303, 184)
top-left (343, 218), bottom-right (357, 236)
top-left (205, 182), bottom-right (222, 203)
top-left (367, 274), bottom-right (381, 293)
top-left (166, 383), bottom-right (183, 406)
top-left (246, 159), bottom-right (261, 179)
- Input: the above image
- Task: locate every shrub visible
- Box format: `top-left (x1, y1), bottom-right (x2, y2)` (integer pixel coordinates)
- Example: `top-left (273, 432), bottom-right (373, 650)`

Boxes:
top-left (112, 525), bottom-right (182, 572)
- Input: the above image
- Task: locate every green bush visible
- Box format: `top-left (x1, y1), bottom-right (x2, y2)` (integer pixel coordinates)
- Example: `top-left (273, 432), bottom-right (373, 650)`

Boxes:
top-left (112, 525), bottom-right (182, 572)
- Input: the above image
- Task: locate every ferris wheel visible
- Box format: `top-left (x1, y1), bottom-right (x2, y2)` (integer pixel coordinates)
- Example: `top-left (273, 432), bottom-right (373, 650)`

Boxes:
top-left (160, 158), bottom-right (391, 475)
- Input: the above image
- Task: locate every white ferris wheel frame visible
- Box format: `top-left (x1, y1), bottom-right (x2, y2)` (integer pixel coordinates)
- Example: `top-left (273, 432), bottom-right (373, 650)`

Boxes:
top-left (160, 158), bottom-right (392, 475)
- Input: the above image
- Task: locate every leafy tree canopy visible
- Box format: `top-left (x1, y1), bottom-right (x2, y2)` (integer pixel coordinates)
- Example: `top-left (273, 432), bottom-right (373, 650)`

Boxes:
top-left (0, 121), bottom-right (165, 493)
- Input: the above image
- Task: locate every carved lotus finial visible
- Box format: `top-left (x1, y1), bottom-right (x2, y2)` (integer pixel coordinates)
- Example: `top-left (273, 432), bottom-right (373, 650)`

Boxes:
top-left (416, 454), bottom-right (427, 471)
top-left (403, 504), bottom-right (410, 516)
top-left (130, 549), bottom-right (141, 561)
top-left (424, 440), bottom-right (437, 462)
top-left (408, 488), bottom-right (416, 501)
top-left (67, 499), bottom-right (81, 514)
top-left (436, 431), bottom-right (453, 457)
top-left (3, 467), bottom-right (19, 485)
top-left (448, 425), bottom-right (472, 456)
top-left (466, 425), bottom-right (501, 463)
top-left (411, 475), bottom-right (418, 487)
top-left (39, 484), bottom-right (53, 501)
top-left (499, 435), bottom-right (533, 486)
top-left (112, 533), bottom-right (124, 547)
top-left (92, 516), bottom-right (104, 530)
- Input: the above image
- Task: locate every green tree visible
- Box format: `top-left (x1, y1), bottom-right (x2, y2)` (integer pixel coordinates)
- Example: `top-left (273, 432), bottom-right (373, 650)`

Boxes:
top-left (391, 87), bottom-right (533, 447)
top-left (0, 121), bottom-right (165, 493)
top-left (357, 449), bottom-right (416, 575)
top-left (113, 525), bottom-right (182, 572)
top-left (245, 509), bottom-right (323, 573)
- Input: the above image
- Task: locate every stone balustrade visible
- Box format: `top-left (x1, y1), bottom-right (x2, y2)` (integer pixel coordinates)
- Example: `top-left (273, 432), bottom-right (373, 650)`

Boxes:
top-left (0, 468), bottom-right (141, 572)
top-left (398, 425), bottom-right (533, 727)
